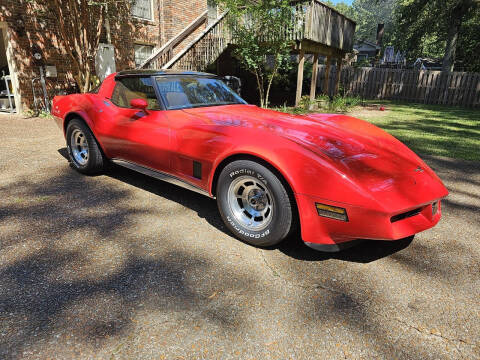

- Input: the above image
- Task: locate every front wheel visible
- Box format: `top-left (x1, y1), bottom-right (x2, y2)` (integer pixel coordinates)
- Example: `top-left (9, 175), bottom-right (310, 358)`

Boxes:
top-left (216, 160), bottom-right (294, 247)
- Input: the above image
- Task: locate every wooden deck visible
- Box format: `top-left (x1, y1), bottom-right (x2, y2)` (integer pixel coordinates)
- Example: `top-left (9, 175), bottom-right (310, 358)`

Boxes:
top-left (142, 1), bottom-right (356, 71)
top-left (294, 0), bottom-right (356, 53)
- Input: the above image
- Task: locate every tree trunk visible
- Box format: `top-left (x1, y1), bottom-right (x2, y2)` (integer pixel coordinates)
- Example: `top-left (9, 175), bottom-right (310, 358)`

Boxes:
top-left (442, 12), bottom-right (461, 72)
top-left (265, 63), bottom-right (279, 109)
top-left (254, 70), bottom-right (264, 108)
top-left (442, 0), bottom-right (475, 72)
top-left (83, 65), bottom-right (91, 93)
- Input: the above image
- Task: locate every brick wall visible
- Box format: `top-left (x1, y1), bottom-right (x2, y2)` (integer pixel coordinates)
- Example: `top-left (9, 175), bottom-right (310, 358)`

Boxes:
top-left (0, 0), bottom-right (208, 111)
top-left (0, 0), bottom-right (74, 110)
top-left (163, 0), bottom-right (208, 42)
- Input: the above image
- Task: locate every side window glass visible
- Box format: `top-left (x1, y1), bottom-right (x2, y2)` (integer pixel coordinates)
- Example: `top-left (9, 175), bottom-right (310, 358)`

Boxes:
top-left (111, 77), bottom-right (161, 110)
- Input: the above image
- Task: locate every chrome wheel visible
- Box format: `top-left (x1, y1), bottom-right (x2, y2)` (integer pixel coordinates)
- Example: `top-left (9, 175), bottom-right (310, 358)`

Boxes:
top-left (227, 175), bottom-right (274, 231)
top-left (70, 129), bottom-right (89, 166)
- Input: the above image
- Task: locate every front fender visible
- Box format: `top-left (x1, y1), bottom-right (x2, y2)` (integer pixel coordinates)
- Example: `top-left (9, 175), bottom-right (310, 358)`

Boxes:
top-left (208, 127), bottom-right (378, 209)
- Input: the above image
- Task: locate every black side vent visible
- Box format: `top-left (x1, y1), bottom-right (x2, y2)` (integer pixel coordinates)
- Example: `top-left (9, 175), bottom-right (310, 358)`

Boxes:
top-left (390, 207), bottom-right (422, 223)
top-left (193, 161), bottom-right (202, 179)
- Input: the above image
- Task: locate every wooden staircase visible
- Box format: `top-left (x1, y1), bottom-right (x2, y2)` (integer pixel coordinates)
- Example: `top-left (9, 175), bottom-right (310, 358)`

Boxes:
top-left (139, 11), bottom-right (229, 71)
top-left (138, 10), bottom-right (209, 70)
top-left (140, 1), bottom-right (356, 74)
top-left (164, 11), bottom-right (230, 71)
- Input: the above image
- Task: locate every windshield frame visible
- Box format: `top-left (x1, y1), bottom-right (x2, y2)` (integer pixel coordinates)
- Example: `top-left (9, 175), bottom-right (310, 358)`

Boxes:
top-left (153, 75), bottom-right (247, 111)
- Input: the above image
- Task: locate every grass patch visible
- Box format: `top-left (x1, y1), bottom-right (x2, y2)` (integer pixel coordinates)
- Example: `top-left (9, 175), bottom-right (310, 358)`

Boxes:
top-left (347, 101), bottom-right (480, 161)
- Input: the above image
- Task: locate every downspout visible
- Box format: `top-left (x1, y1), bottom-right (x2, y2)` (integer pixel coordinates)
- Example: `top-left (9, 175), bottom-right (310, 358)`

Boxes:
top-left (104, 3), bottom-right (112, 44)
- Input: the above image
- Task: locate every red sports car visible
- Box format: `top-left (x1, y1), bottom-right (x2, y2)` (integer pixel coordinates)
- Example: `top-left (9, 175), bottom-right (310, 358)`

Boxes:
top-left (52, 70), bottom-right (448, 251)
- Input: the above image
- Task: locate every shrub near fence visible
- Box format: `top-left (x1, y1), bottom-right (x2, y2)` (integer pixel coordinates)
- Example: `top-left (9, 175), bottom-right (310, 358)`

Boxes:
top-left (317, 65), bottom-right (480, 108)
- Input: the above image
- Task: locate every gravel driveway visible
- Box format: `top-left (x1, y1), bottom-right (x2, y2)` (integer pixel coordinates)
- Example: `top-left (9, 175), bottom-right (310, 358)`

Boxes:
top-left (0, 114), bottom-right (479, 359)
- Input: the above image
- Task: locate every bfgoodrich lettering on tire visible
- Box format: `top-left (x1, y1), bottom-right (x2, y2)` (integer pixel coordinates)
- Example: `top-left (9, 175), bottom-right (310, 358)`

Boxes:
top-left (217, 160), bottom-right (293, 247)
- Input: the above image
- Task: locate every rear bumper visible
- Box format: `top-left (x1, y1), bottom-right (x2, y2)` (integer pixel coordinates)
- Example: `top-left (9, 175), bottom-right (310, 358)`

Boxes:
top-left (53, 115), bottom-right (63, 132)
top-left (296, 193), bottom-right (445, 248)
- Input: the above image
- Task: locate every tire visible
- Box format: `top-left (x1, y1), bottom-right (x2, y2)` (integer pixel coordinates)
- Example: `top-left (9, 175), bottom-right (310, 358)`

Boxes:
top-left (216, 160), bottom-right (294, 247)
top-left (66, 118), bottom-right (105, 174)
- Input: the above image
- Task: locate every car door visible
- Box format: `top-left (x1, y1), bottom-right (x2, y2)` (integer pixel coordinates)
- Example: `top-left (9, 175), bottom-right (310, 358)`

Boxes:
top-left (154, 75), bottom-right (232, 191)
top-left (98, 76), bottom-right (171, 173)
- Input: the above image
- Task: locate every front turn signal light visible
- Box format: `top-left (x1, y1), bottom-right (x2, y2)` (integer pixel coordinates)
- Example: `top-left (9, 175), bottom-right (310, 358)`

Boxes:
top-left (316, 203), bottom-right (348, 222)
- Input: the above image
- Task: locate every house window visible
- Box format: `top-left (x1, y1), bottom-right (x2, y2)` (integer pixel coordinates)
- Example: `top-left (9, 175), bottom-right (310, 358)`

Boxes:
top-left (134, 44), bottom-right (154, 67)
top-left (357, 54), bottom-right (368, 61)
top-left (207, 0), bottom-right (218, 24)
top-left (132, 0), bottom-right (154, 20)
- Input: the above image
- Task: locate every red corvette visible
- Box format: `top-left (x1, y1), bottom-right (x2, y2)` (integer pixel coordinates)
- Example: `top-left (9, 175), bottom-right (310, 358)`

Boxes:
top-left (52, 70), bottom-right (448, 251)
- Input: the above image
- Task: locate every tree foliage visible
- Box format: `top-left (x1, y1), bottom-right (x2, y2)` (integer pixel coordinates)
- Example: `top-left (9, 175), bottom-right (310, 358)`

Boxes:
top-left (326, 0), bottom-right (480, 72)
top-left (393, 0), bottom-right (479, 72)
top-left (26, 0), bottom-right (132, 92)
top-left (216, 0), bottom-right (295, 108)
top-left (455, 7), bottom-right (480, 72)
top-left (325, 0), bottom-right (397, 46)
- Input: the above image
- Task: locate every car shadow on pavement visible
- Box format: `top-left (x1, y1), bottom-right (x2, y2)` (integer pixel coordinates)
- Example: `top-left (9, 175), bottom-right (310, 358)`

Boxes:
top-left (57, 148), bottom-right (236, 237)
top-left (1, 161), bottom-right (253, 357)
top-left (277, 235), bottom-right (414, 263)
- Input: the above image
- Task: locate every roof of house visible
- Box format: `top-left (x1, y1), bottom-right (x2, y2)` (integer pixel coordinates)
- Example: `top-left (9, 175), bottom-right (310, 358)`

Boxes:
top-left (115, 69), bottom-right (215, 78)
top-left (353, 40), bottom-right (381, 50)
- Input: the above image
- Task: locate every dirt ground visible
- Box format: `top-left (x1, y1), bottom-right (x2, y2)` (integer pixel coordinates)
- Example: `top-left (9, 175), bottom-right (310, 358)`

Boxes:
top-left (0, 114), bottom-right (479, 359)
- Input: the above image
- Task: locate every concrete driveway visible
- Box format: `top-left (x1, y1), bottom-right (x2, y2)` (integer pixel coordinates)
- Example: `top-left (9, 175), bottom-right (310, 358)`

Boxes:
top-left (0, 114), bottom-right (479, 359)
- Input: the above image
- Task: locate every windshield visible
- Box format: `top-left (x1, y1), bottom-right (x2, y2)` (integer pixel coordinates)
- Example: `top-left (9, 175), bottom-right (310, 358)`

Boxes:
top-left (156, 76), bottom-right (246, 110)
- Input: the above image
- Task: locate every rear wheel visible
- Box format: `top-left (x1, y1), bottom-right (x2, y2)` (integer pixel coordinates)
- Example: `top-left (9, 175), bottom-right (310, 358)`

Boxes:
top-left (217, 160), bottom-right (293, 247)
top-left (66, 118), bottom-right (105, 174)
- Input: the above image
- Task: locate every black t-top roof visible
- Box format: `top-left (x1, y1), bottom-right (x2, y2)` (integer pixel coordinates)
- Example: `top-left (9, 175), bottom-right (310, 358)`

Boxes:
top-left (115, 69), bottom-right (215, 78)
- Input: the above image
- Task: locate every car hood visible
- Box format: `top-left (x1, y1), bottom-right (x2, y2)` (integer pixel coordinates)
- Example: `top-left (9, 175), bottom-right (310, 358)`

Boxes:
top-left (183, 105), bottom-right (448, 208)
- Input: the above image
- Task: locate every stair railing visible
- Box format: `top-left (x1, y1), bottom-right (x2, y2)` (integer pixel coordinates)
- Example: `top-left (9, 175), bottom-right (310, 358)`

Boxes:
top-left (139, 10), bottom-right (208, 69)
top-left (163, 11), bottom-right (230, 71)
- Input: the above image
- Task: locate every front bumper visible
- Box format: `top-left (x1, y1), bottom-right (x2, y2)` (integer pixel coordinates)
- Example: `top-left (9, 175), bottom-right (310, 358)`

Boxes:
top-left (296, 193), bottom-right (444, 249)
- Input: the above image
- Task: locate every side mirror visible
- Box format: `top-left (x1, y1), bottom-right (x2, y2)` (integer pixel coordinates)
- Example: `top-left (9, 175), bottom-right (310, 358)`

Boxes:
top-left (221, 76), bottom-right (242, 95)
top-left (130, 98), bottom-right (148, 111)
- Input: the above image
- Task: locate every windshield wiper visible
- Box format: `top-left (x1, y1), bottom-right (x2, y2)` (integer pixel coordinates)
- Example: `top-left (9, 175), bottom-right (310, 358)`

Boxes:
top-left (170, 102), bottom-right (243, 110)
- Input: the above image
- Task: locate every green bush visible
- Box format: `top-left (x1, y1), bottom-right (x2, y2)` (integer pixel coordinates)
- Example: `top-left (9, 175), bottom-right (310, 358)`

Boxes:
top-left (273, 94), bottom-right (362, 114)
top-left (324, 95), bottom-right (362, 113)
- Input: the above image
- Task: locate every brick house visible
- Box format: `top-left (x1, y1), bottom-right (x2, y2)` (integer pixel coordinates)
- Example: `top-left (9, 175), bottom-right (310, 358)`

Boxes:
top-left (0, 0), bottom-right (214, 113)
top-left (1, 0), bottom-right (356, 112)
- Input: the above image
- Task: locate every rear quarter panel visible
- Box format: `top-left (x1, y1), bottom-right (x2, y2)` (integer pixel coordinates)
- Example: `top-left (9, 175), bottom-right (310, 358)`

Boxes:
top-left (52, 92), bottom-right (112, 156)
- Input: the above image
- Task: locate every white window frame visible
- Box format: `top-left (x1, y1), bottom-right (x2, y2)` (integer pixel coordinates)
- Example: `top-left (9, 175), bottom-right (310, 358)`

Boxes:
top-left (0, 22), bottom-right (21, 113)
top-left (207, 0), bottom-right (218, 24)
top-left (131, 0), bottom-right (155, 21)
top-left (134, 44), bottom-right (155, 67)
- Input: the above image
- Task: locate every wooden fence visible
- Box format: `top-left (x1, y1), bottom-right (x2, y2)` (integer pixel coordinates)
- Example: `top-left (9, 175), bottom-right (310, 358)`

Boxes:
top-left (317, 66), bottom-right (480, 108)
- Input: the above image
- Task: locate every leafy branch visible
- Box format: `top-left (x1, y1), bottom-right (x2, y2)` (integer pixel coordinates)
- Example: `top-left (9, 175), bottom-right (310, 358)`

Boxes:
top-left (218, 0), bottom-right (295, 108)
